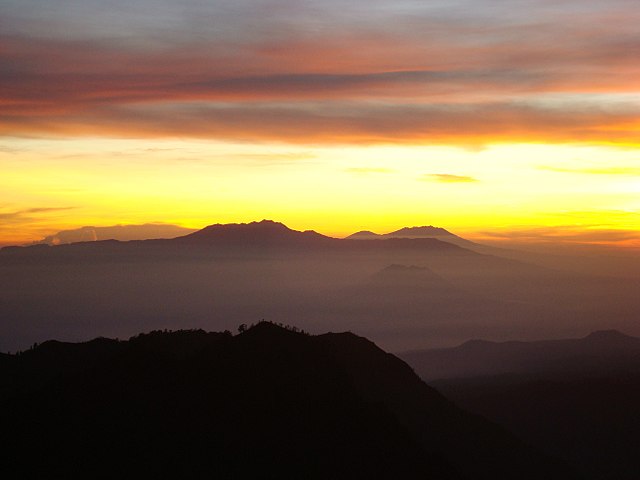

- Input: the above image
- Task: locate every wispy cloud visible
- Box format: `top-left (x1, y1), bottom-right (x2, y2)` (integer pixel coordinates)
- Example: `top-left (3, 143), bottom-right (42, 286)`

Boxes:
top-left (538, 165), bottom-right (640, 175)
top-left (345, 167), bottom-right (394, 174)
top-left (421, 173), bottom-right (478, 183)
top-left (0, 207), bottom-right (75, 224)
top-left (478, 225), bottom-right (640, 246)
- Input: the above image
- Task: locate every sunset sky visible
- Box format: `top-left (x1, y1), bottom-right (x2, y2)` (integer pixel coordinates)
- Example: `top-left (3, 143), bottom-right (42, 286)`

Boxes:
top-left (2, 0), bottom-right (639, 246)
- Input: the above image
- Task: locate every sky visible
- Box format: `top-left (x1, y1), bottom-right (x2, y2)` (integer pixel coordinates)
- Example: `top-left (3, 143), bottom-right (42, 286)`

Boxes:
top-left (1, 0), bottom-right (639, 246)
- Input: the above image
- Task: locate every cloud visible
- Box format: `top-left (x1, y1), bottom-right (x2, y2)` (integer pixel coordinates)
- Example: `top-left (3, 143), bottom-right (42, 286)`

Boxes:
top-left (346, 167), bottom-right (394, 174)
top-left (421, 173), bottom-right (478, 183)
top-left (477, 219), bottom-right (640, 247)
top-left (2, 1), bottom-right (640, 145)
top-left (538, 165), bottom-right (640, 175)
top-left (2, 100), bottom-right (639, 146)
top-left (0, 207), bottom-right (75, 224)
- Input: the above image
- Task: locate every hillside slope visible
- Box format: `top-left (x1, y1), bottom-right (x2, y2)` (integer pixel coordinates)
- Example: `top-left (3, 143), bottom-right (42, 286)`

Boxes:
top-left (0, 323), bottom-right (576, 479)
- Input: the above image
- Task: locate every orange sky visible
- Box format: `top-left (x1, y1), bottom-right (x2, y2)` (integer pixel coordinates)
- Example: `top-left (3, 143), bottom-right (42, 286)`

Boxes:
top-left (1, 0), bottom-right (639, 246)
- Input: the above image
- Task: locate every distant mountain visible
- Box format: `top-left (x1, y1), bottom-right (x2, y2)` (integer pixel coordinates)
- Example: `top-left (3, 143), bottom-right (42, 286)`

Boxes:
top-left (400, 330), bottom-right (640, 381)
top-left (344, 264), bottom-right (461, 305)
top-left (34, 223), bottom-right (196, 245)
top-left (0, 323), bottom-right (576, 479)
top-left (322, 263), bottom-right (545, 351)
top-left (404, 331), bottom-right (640, 480)
top-left (0, 220), bottom-right (469, 261)
top-left (346, 230), bottom-right (381, 239)
top-left (389, 225), bottom-right (458, 238)
top-left (2, 219), bottom-right (610, 354)
top-left (332, 264), bottom-right (462, 315)
top-left (175, 219), bottom-right (333, 246)
top-left (346, 225), bottom-right (481, 250)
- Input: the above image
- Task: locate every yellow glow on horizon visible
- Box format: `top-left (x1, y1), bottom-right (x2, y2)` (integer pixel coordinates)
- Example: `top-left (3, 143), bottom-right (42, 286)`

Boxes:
top-left (1, 136), bottom-right (639, 245)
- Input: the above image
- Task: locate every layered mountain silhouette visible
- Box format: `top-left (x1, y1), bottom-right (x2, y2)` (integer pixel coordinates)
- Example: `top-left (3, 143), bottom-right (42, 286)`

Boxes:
top-left (400, 329), bottom-right (640, 380)
top-left (346, 225), bottom-right (592, 275)
top-left (2, 219), bottom-right (638, 355)
top-left (1, 220), bottom-right (466, 259)
top-left (347, 225), bottom-right (480, 249)
top-left (0, 323), bottom-right (576, 479)
top-left (400, 331), bottom-right (640, 480)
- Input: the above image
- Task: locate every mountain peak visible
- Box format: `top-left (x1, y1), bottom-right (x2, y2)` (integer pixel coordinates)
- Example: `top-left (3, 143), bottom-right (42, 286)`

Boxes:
top-left (389, 226), bottom-right (453, 237)
top-left (345, 230), bottom-right (381, 239)
top-left (200, 219), bottom-right (291, 233)
top-left (346, 226), bottom-right (457, 240)
top-left (177, 220), bottom-right (331, 246)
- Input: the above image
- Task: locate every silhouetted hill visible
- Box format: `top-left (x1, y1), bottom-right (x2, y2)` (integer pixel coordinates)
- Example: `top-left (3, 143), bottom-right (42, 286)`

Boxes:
top-left (176, 219), bottom-right (333, 247)
top-left (346, 225), bottom-right (479, 248)
top-left (583, 329), bottom-right (640, 346)
top-left (404, 331), bottom-right (640, 480)
top-left (389, 225), bottom-right (457, 238)
top-left (325, 263), bottom-right (538, 349)
top-left (337, 264), bottom-right (466, 314)
top-left (346, 230), bottom-right (380, 239)
top-left (0, 323), bottom-right (576, 479)
top-left (357, 226), bottom-right (555, 271)
top-left (400, 330), bottom-right (640, 380)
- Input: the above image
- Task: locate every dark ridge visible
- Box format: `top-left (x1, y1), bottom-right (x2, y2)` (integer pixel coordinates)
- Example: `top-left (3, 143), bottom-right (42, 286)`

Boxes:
top-left (175, 219), bottom-right (333, 245)
top-left (345, 230), bottom-right (381, 239)
top-left (583, 329), bottom-right (638, 342)
top-left (0, 322), bottom-right (576, 479)
top-left (387, 225), bottom-right (453, 237)
top-left (377, 225), bottom-right (488, 251)
top-left (400, 330), bottom-right (640, 381)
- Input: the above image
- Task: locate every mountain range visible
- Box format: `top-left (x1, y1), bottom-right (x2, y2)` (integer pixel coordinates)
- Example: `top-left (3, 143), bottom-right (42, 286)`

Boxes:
top-left (17, 220), bottom-right (640, 279)
top-left (3, 220), bottom-right (639, 478)
top-left (400, 330), bottom-right (640, 480)
top-left (400, 329), bottom-right (640, 380)
top-left (346, 225), bottom-right (480, 250)
top-left (2, 220), bottom-right (639, 354)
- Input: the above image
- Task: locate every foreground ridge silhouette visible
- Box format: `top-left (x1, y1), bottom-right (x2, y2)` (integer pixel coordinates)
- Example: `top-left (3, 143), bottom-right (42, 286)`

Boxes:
top-left (1, 322), bottom-right (577, 479)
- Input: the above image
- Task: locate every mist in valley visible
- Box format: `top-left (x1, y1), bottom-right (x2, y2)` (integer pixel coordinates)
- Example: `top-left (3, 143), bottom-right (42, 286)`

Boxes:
top-left (2, 220), bottom-right (638, 354)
